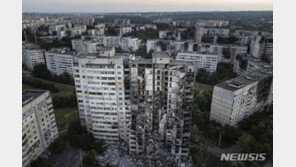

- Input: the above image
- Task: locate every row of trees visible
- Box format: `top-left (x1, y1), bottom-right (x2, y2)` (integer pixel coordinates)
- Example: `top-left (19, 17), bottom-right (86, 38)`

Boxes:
top-left (32, 64), bottom-right (74, 85)
top-left (23, 76), bottom-right (59, 93)
top-left (68, 121), bottom-right (106, 167)
top-left (132, 45), bottom-right (154, 59)
top-left (122, 29), bottom-right (158, 42)
top-left (52, 93), bottom-right (77, 109)
top-left (238, 106), bottom-right (273, 159)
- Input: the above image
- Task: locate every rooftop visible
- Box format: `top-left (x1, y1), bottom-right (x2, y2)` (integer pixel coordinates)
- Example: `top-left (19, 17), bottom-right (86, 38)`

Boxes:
top-left (46, 48), bottom-right (77, 55)
top-left (216, 69), bottom-right (272, 91)
top-left (22, 42), bottom-right (42, 50)
top-left (22, 90), bottom-right (47, 107)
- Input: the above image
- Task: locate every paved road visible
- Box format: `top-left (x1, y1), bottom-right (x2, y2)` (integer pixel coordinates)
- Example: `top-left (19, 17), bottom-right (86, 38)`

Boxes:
top-left (46, 145), bottom-right (86, 167)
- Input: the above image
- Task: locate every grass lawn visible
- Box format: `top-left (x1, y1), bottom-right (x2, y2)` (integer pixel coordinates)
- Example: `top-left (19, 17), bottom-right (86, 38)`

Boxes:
top-left (54, 107), bottom-right (78, 130)
top-left (23, 75), bottom-right (74, 93)
top-left (22, 76), bottom-right (75, 98)
top-left (23, 75), bottom-right (77, 131)
top-left (22, 83), bottom-right (35, 91)
top-left (195, 82), bottom-right (213, 95)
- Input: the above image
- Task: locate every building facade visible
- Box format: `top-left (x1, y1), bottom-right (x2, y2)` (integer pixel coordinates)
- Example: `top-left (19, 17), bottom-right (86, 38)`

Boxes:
top-left (45, 48), bottom-right (77, 76)
top-left (73, 54), bottom-right (132, 142)
top-left (176, 52), bottom-right (219, 73)
top-left (22, 90), bottom-right (58, 167)
top-left (210, 69), bottom-right (273, 126)
top-left (22, 42), bottom-right (45, 70)
top-left (72, 39), bottom-right (101, 54)
top-left (128, 52), bottom-right (196, 162)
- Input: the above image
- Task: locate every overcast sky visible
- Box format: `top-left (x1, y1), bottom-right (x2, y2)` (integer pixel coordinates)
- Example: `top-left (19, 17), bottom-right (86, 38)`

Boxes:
top-left (23, 0), bottom-right (273, 13)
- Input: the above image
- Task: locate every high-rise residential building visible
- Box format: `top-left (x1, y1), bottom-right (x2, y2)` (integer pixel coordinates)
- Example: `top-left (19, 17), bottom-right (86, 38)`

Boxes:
top-left (22, 42), bottom-right (45, 70)
top-left (114, 18), bottom-right (131, 27)
top-left (45, 48), bottom-right (77, 77)
top-left (72, 53), bottom-right (133, 142)
top-left (72, 50), bottom-right (195, 162)
top-left (250, 35), bottom-right (273, 64)
top-left (176, 52), bottom-right (219, 73)
top-left (210, 69), bottom-right (273, 126)
top-left (128, 52), bottom-right (196, 162)
top-left (22, 90), bottom-right (59, 167)
top-left (194, 25), bottom-right (204, 43)
top-left (233, 54), bottom-right (272, 76)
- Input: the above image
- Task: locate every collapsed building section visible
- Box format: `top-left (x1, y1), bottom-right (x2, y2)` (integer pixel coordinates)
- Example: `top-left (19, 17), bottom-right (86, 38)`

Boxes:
top-left (128, 52), bottom-right (196, 162)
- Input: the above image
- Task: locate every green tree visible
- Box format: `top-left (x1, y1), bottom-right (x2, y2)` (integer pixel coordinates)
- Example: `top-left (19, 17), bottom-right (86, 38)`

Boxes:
top-left (222, 125), bottom-right (239, 146)
top-left (190, 125), bottom-right (199, 142)
top-left (82, 149), bottom-right (100, 167)
top-left (30, 157), bottom-right (49, 167)
top-left (49, 138), bottom-right (67, 154)
top-left (238, 134), bottom-right (254, 153)
top-left (32, 64), bottom-right (53, 80)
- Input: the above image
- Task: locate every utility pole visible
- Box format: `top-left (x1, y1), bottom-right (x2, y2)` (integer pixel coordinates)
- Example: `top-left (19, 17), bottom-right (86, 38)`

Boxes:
top-left (24, 30), bottom-right (28, 41)
top-left (218, 130), bottom-right (223, 146)
top-left (79, 148), bottom-right (82, 166)
top-left (34, 33), bottom-right (37, 44)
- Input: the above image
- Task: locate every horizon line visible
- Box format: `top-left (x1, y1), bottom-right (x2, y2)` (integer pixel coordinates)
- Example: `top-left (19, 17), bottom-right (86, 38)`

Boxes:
top-left (22, 10), bottom-right (273, 14)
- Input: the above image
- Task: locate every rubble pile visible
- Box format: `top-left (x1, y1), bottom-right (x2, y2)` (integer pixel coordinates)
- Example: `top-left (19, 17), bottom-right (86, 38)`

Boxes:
top-left (97, 142), bottom-right (192, 167)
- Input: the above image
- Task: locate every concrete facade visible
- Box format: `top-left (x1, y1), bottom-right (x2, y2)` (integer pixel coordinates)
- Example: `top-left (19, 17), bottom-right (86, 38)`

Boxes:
top-left (22, 42), bottom-right (45, 70)
top-left (22, 90), bottom-right (58, 167)
top-left (210, 69), bottom-right (273, 126)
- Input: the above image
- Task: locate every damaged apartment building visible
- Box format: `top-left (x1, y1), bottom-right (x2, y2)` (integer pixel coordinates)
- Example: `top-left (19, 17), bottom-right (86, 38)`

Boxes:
top-left (73, 51), bottom-right (196, 163)
top-left (210, 69), bottom-right (273, 126)
top-left (128, 52), bottom-right (196, 162)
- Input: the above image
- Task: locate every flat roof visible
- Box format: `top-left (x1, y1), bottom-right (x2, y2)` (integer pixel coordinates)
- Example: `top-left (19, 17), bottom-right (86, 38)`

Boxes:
top-left (22, 90), bottom-right (47, 106)
top-left (216, 69), bottom-right (272, 91)
top-left (22, 42), bottom-right (42, 50)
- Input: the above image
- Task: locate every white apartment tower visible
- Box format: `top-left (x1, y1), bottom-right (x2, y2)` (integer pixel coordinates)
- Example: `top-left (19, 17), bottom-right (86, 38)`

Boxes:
top-left (73, 53), bottom-right (131, 142)
top-left (22, 90), bottom-right (59, 167)
top-left (22, 42), bottom-right (45, 70)
top-left (176, 52), bottom-right (219, 73)
top-left (45, 48), bottom-right (77, 77)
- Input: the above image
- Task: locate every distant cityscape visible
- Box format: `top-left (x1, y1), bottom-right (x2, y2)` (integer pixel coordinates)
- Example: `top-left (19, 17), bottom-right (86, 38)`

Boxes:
top-left (22, 11), bottom-right (273, 167)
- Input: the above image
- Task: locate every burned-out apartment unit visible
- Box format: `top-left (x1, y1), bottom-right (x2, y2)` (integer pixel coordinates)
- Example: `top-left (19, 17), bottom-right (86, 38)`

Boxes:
top-left (128, 52), bottom-right (196, 162)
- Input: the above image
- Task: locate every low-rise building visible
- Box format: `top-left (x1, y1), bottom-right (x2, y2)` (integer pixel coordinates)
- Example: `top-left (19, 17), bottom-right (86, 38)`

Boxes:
top-left (72, 39), bottom-right (101, 54)
top-left (117, 27), bottom-right (132, 36)
top-left (176, 52), bottom-right (219, 73)
top-left (88, 28), bottom-right (105, 36)
top-left (22, 90), bottom-right (58, 167)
